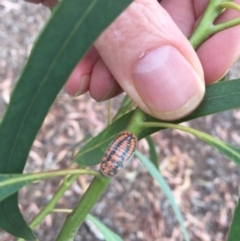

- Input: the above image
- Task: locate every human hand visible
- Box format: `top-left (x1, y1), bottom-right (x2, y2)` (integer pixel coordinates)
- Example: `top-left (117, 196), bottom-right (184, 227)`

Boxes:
top-left (25, 0), bottom-right (240, 120)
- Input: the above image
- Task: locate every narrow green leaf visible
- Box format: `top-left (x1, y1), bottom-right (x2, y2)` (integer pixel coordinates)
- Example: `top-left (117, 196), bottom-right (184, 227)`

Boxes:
top-left (0, 169), bottom-right (99, 202)
top-left (227, 199), bottom-right (240, 241)
top-left (135, 151), bottom-right (190, 241)
top-left (0, 0), bottom-right (132, 239)
top-left (86, 214), bottom-right (123, 241)
top-left (0, 194), bottom-right (36, 240)
top-left (186, 78), bottom-right (240, 119)
top-left (75, 79), bottom-right (240, 166)
top-left (146, 136), bottom-right (159, 169)
top-left (113, 95), bottom-right (135, 121)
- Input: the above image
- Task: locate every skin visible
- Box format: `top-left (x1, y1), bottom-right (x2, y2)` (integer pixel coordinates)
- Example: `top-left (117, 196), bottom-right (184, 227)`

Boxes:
top-left (25, 0), bottom-right (240, 120)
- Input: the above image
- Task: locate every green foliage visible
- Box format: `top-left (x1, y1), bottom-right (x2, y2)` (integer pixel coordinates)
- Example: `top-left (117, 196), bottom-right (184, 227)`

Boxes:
top-left (228, 199), bottom-right (240, 241)
top-left (146, 136), bottom-right (159, 169)
top-left (135, 151), bottom-right (190, 241)
top-left (86, 214), bottom-right (123, 241)
top-left (0, 194), bottom-right (36, 240)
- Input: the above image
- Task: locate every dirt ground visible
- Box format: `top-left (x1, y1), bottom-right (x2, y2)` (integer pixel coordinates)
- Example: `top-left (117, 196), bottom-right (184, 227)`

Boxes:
top-left (0, 1), bottom-right (240, 241)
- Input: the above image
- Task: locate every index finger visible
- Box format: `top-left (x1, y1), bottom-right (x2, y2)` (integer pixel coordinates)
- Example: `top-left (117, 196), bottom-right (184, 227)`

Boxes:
top-left (24, 0), bottom-right (58, 8)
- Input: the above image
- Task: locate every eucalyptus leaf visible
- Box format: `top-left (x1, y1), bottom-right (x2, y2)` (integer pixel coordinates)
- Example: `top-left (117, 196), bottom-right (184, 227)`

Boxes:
top-left (0, 194), bottom-right (36, 240)
top-left (0, 0), bottom-right (133, 239)
top-left (227, 199), bottom-right (240, 241)
top-left (146, 136), bottom-right (159, 169)
top-left (86, 214), bottom-right (123, 241)
top-left (135, 151), bottom-right (190, 241)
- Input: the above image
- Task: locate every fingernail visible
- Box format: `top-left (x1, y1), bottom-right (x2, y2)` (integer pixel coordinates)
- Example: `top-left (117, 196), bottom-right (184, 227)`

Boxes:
top-left (99, 78), bottom-right (120, 102)
top-left (133, 45), bottom-right (205, 120)
top-left (74, 75), bottom-right (90, 97)
top-left (214, 68), bottom-right (230, 83)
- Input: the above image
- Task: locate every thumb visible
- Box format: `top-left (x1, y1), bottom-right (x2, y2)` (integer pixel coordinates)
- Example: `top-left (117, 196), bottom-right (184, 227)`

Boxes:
top-left (94, 0), bottom-right (205, 121)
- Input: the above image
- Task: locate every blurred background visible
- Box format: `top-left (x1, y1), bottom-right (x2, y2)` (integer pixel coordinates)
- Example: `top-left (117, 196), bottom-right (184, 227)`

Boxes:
top-left (0, 1), bottom-right (240, 240)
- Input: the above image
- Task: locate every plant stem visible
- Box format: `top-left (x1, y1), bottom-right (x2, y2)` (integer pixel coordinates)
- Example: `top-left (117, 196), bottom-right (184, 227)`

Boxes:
top-left (56, 175), bottom-right (111, 241)
top-left (33, 175), bottom-right (79, 228)
top-left (189, 0), bottom-right (224, 49)
top-left (213, 17), bottom-right (240, 34)
top-left (1, 169), bottom-right (99, 188)
top-left (126, 107), bottom-right (148, 135)
top-left (140, 121), bottom-right (201, 134)
top-left (17, 174), bottom-right (78, 241)
top-left (141, 121), bottom-right (237, 145)
top-left (219, 2), bottom-right (240, 12)
top-left (188, 0), bottom-right (240, 49)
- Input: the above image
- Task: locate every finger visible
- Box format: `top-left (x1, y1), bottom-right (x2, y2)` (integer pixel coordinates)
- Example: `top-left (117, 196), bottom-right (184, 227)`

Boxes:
top-left (196, 29), bottom-right (240, 84)
top-left (64, 47), bottom-right (100, 96)
top-left (94, 0), bottom-right (205, 120)
top-left (193, 0), bottom-right (208, 19)
top-left (24, 0), bottom-right (41, 4)
top-left (161, 0), bottom-right (195, 37)
top-left (42, 0), bottom-right (58, 8)
top-left (24, 0), bottom-right (58, 7)
top-left (89, 59), bottom-right (122, 101)
top-left (196, 0), bottom-right (240, 84)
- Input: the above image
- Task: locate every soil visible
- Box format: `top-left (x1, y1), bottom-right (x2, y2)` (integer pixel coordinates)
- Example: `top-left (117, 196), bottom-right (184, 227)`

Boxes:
top-left (0, 1), bottom-right (240, 241)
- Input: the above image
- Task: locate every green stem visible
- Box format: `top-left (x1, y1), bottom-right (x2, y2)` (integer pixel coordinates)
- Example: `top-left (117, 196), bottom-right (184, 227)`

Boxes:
top-left (213, 17), bottom-right (240, 34)
top-left (32, 175), bottom-right (79, 228)
top-left (141, 121), bottom-right (231, 144)
top-left (126, 107), bottom-right (148, 135)
top-left (189, 0), bottom-right (224, 49)
top-left (1, 169), bottom-right (99, 188)
top-left (56, 175), bottom-right (111, 241)
top-left (219, 2), bottom-right (240, 12)
top-left (188, 0), bottom-right (240, 49)
top-left (140, 121), bottom-right (204, 135)
top-left (17, 175), bottom-right (78, 241)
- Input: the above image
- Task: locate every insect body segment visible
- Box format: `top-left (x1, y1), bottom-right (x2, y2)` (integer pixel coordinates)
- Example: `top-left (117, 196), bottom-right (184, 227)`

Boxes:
top-left (100, 131), bottom-right (138, 177)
